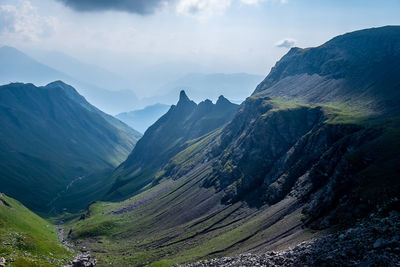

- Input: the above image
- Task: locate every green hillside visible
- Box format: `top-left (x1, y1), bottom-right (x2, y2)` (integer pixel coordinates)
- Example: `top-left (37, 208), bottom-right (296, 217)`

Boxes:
top-left (0, 193), bottom-right (71, 266)
top-left (0, 82), bottom-right (138, 214)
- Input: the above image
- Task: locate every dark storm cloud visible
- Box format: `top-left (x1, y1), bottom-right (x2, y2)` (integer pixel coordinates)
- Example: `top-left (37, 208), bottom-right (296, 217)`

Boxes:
top-left (58, 0), bottom-right (175, 15)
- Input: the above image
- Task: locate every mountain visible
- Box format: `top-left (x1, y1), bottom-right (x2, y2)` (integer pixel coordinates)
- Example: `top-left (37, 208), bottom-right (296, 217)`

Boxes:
top-left (0, 46), bottom-right (138, 114)
top-left (254, 26), bottom-right (400, 116)
top-left (32, 50), bottom-right (132, 92)
top-left (0, 82), bottom-right (138, 213)
top-left (0, 193), bottom-right (71, 266)
top-left (67, 27), bottom-right (400, 266)
top-left (140, 72), bottom-right (263, 107)
top-left (105, 91), bottom-right (239, 201)
top-left (47, 81), bottom-right (142, 140)
top-left (116, 103), bottom-right (170, 134)
top-left (0, 46), bottom-right (66, 85)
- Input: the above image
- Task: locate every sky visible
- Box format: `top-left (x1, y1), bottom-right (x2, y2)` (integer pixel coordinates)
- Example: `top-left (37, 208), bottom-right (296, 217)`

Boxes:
top-left (0, 0), bottom-right (400, 98)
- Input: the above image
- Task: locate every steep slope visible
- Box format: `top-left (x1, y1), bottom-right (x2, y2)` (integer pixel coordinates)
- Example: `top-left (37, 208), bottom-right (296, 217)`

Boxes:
top-left (0, 193), bottom-right (71, 266)
top-left (105, 91), bottom-right (239, 201)
top-left (254, 26), bottom-right (400, 116)
top-left (0, 46), bottom-right (139, 114)
top-left (66, 27), bottom-right (400, 266)
top-left (46, 81), bottom-right (142, 140)
top-left (116, 103), bottom-right (170, 134)
top-left (0, 82), bottom-right (137, 213)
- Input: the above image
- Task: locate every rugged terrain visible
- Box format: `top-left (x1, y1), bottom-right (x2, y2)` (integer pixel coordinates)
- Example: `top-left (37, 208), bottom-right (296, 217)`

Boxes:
top-left (1, 26), bottom-right (399, 267)
top-left (105, 91), bottom-right (239, 201)
top-left (63, 26), bottom-right (400, 266)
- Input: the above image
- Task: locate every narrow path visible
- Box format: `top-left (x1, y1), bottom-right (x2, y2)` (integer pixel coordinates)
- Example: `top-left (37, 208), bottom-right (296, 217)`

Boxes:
top-left (48, 175), bottom-right (86, 213)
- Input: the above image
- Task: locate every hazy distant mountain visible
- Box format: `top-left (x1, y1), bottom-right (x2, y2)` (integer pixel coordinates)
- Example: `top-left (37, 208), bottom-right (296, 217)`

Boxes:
top-left (116, 103), bottom-right (170, 133)
top-left (0, 46), bottom-right (138, 114)
top-left (140, 72), bottom-right (263, 107)
top-left (0, 46), bottom-right (67, 84)
top-left (32, 50), bottom-right (132, 92)
top-left (0, 82), bottom-right (138, 213)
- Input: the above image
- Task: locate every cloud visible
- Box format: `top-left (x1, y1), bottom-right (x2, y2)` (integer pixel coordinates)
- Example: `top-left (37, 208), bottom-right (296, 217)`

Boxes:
top-left (275, 38), bottom-right (296, 48)
top-left (176, 0), bottom-right (231, 17)
top-left (56, 0), bottom-right (288, 17)
top-left (240, 0), bottom-right (288, 5)
top-left (0, 1), bottom-right (57, 42)
top-left (57, 0), bottom-right (175, 15)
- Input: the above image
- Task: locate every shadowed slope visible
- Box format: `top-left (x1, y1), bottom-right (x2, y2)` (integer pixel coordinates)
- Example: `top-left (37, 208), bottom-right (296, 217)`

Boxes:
top-left (0, 82), bottom-right (137, 213)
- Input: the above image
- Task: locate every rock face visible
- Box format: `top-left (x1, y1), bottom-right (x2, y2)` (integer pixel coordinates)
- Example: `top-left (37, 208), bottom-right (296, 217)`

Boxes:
top-left (184, 202), bottom-right (400, 267)
top-left (105, 91), bottom-right (239, 201)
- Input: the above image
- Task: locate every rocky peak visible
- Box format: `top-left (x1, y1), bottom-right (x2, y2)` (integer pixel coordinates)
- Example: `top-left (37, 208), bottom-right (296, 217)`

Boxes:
top-left (178, 90), bottom-right (190, 104)
top-left (175, 90), bottom-right (197, 112)
top-left (216, 95), bottom-right (231, 106)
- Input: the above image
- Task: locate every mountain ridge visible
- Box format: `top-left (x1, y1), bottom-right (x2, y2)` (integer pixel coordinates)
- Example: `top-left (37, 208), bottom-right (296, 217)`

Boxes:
top-left (254, 25), bottom-right (400, 116)
top-left (0, 82), bottom-right (138, 213)
top-left (66, 26), bottom-right (400, 266)
top-left (105, 90), bottom-right (239, 201)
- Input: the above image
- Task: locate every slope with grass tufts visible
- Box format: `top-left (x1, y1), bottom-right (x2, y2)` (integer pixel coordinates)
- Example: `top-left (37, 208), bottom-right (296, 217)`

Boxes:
top-left (0, 193), bottom-right (71, 266)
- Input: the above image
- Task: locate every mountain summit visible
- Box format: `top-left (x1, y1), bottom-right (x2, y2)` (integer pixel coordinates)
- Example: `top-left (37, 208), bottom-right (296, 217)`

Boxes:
top-left (254, 26), bottom-right (400, 115)
top-left (106, 91), bottom-right (239, 200)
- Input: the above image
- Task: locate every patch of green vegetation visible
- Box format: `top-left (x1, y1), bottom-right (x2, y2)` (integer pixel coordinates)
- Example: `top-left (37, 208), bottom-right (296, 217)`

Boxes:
top-left (264, 97), bottom-right (375, 125)
top-left (0, 193), bottom-right (71, 266)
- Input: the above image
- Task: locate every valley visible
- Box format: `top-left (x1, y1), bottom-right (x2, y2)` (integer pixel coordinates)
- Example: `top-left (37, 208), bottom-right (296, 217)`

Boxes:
top-left (0, 26), bottom-right (400, 267)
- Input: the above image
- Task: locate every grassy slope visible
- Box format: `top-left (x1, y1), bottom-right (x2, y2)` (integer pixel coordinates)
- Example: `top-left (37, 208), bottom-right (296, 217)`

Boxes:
top-left (0, 193), bottom-right (71, 267)
top-left (0, 83), bottom-right (136, 214)
top-left (63, 99), bottom-right (400, 266)
top-left (62, 102), bottom-right (328, 266)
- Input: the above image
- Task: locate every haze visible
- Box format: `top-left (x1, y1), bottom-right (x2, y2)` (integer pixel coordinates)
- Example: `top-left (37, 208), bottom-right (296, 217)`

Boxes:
top-left (1, 0), bottom-right (400, 112)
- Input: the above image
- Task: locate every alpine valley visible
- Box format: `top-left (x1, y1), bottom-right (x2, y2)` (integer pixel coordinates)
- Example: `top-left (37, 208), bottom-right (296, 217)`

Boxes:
top-left (1, 26), bottom-right (400, 267)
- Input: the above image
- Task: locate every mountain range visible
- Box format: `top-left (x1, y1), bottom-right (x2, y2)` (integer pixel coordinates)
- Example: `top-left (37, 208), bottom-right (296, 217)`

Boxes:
top-left (0, 26), bottom-right (399, 266)
top-left (0, 46), bottom-right (138, 114)
top-left (66, 26), bottom-right (400, 266)
top-left (138, 72), bottom-right (263, 107)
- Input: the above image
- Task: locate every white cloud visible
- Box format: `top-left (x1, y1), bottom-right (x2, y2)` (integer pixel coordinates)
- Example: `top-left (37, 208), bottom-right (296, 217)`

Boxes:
top-left (0, 1), bottom-right (58, 42)
top-left (275, 38), bottom-right (296, 48)
top-left (176, 0), bottom-right (232, 17)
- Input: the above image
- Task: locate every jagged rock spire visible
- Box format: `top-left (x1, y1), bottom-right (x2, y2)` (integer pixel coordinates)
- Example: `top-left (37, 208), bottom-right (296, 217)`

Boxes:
top-left (178, 90), bottom-right (190, 103)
